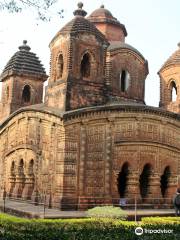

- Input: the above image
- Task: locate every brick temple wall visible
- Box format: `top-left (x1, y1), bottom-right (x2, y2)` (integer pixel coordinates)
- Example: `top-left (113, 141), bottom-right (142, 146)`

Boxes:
top-left (106, 49), bottom-right (148, 102)
top-left (0, 107), bottom-right (179, 209)
top-left (0, 110), bottom-right (65, 207)
top-left (46, 33), bottom-right (107, 111)
top-left (0, 76), bottom-right (44, 123)
top-left (63, 109), bottom-right (180, 209)
top-left (159, 65), bottom-right (180, 113)
top-left (92, 22), bottom-right (126, 42)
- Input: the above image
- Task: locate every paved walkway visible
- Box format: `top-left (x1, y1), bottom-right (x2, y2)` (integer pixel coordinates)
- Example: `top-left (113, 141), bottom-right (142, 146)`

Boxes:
top-left (0, 199), bottom-right (86, 218)
top-left (0, 199), bottom-right (176, 219)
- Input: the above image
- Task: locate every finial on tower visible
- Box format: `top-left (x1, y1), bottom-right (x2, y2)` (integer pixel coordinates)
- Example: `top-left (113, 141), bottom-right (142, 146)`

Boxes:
top-left (19, 40), bottom-right (31, 51)
top-left (73, 2), bottom-right (87, 17)
top-left (23, 40), bottom-right (27, 45)
top-left (100, 4), bottom-right (105, 8)
top-left (178, 42), bottom-right (180, 48)
top-left (78, 2), bottom-right (83, 9)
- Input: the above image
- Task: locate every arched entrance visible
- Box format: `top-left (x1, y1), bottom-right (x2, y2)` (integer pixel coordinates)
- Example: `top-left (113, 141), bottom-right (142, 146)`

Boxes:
top-left (21, 159), bottom-right (35, 200)
top-left (17, 159), bottom-right (25, 198)
top-left (27, 159), bottom-right (35, 199)
top-left (160, 166), bottom-right (171, 198)
top-left (117, 162), bottom-right (129, 198)
top-left (9, 161), bottom-right (16, 197)
top-left (139, 164), bottom-right (152, 199)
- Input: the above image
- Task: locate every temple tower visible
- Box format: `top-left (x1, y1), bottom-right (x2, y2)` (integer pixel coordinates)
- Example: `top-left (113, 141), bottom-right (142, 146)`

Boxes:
top-left (0, 40), bottom-right (47, 122)
top-left (158, 43), bottom-right (180, 113)
top-left (45, 3), bottom-right (109, 111)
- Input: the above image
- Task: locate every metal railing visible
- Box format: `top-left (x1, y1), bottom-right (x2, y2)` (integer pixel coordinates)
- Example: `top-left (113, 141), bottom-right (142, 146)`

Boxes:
top-left (0, 194), bottom-right (175, 220)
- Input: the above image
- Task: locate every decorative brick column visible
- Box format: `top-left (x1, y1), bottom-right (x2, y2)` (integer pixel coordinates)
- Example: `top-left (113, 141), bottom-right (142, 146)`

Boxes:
top-left (126, 171), bottom-right (141, 203)
top-left (77, 122), bottom-right (87, 210)
top-left (12, 160), bottom-right (25, 198)
top-left (12, 174), bottom-right (25, 198)
top-left (8, 175), bottom-right (16, 197)
top-left (22, 175), bottom-right (35, 200)
top-left (147, 174), bottom-right (161, 205)
top-left (164, 176), bottom-right (177, 203)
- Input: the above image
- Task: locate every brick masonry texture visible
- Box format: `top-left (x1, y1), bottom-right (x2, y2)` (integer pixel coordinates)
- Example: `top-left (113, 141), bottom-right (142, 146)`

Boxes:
top-left (0, 4), bottom-right (179, 210)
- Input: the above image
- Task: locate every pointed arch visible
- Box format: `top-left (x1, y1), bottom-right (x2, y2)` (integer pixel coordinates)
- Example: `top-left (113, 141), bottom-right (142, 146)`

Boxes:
top-left (27, 159), bottom-right (35, 199)
top-left (139, 163), bottom-right (152, 199)
top-left (170, 81), bottom-right (177, 102)
top-left (160, 166), bottom-right (171, 198)
top-left (10, 161), bottom-right (15, 176)
top-left (80, 52), bottom-right (91, 78)
top-left (9, 160), bottom-right (16, 197)
top-left (18, 159), bottom-right (25, 176)
top-left (22, 85), bottom-right (31, 103)
top-left (57, 53), bottom-right (64, 79)
top-left (28, 159), bottom-right (34, 175)
top-left (117, 162), bottom-right (130, 198)
top-left (119, 70), bottom-right (130, 92)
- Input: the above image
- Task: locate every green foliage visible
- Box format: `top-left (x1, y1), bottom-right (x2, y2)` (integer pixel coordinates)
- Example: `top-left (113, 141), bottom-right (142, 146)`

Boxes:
top-left (87, 206), bottom-right (127, 220)
top-left (0, 213), bottom-right (179, 240)
top-left (142, 216), bottom-right (180, 224)
top-left (0, 0), bottom-right (64, 21)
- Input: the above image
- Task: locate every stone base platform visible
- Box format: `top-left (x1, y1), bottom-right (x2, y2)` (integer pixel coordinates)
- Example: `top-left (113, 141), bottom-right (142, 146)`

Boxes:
top-left (0, 199), bottom-right (176, 220)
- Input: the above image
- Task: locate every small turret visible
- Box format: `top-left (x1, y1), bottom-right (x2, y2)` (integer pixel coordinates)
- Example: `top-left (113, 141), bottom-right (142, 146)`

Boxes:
top-left (0, 40), bottom-right (48, 122)
top-left (158, 42), bottom-right (180, 113)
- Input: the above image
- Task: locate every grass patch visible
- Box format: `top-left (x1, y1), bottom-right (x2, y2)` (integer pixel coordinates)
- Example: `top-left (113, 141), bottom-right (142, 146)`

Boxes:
top-left (87, 206), bottom-right (127, 220)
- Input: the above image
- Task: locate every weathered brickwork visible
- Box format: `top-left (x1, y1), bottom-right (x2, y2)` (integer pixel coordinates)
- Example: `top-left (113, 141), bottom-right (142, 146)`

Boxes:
top-left (0, 111), bottom-right (64, 205)
top-left (0, 108), bottom-right (179, 209)
top-left (88, 5), bottom-right (127, 42)
top-left (159, 44), bottom-right (180, 113)
top-left (159, 65), bottom-right (180, 113)
top-left (0, 3), bottom-right (179, 210)
top-left (0, 40), bottom-right (47, 122)
top-left (45, 32), bottom-right (108, 111)
top-left (107, 50), bottom-right (148, 102)
top-left (88, 22), bottom-right (126, 42)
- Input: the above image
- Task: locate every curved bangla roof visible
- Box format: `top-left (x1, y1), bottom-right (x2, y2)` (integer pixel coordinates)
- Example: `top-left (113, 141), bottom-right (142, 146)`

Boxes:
top-left (88, 5), bottom-right (127, 37)
top-left (0, 40), bottom-right (47, 82)
top-left (159, 42), bottom-right (180, 72)
top-left (0, 101), bottom-right (179, 129)
top-left (108, 41), bottom-right (146, 60)
top-left (51, 3), bottom-right (108, 45)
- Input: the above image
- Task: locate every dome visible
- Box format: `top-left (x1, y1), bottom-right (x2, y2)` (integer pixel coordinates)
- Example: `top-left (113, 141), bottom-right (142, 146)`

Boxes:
top-left (88, 5), bottom-right (127, 37)
top-left (159, 42), bottom-right (180, 71)
top-left (108, 41), bottom-right (146, 60)
top-left (50, 3), bottom-right (108, 45)
top-left (0, 40), bottom-right (47, 82)
top-left (89, 5), bottom-right (114, 19)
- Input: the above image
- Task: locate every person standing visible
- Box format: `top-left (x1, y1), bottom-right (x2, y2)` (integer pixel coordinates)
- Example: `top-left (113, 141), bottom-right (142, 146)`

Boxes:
top-left (173, 188), bottom-right (180, 216)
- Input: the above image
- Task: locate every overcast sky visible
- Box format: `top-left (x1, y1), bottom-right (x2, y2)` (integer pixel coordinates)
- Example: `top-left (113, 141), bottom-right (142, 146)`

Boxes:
top-left (0, 0), bottom-right (180, 107)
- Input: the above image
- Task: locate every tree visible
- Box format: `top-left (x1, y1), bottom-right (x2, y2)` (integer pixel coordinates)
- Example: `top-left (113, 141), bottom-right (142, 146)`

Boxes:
top-left (0, 0), bottom-right (63, 21)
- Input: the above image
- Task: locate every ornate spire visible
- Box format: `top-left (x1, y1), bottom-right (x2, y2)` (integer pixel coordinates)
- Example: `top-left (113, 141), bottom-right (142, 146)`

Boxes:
top-left (178, 42), bottom-right (180, 48)
top-left (100, 4), bottom-right (104, 8)
top-left (73, 2), bottom-right (87, 17)
top-left (18, 40), bottom-right (31, 52)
